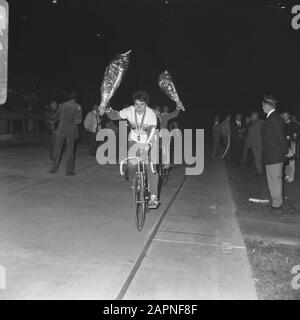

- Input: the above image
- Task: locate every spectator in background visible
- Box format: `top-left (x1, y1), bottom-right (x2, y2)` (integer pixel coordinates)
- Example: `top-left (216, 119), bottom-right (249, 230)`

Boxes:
top-left (261, 95), bottom-right (288, 212)
top-left (59, 91), bottom-right (68, 104)
top-left (104, 118), bottom-right (120, 157)
top-left (158, 105), bottom-right (181, 131)
top-left (50, 91), bottom-right (82, 176)
top-left (212, 115), bottom-right (221, 157)
top-left (230, 113), bottom-right (245, 165)
top-left (170, 119), bottom-right (180, 132)
top-left (292, 114), bottom-right (300, 126)
top-left (44, 99), bottom-right (58, 160)
top-left (153, 105), bottom-right (161, 126)
top-left (241, 116), bottom-right (251, 164)
top-left (245, 112), bottom-right (263, 175)
top-left (220, 115), bottom-right (231, 160)
top-left (24, 89), bottom-right (39, 133)
top-left (83, 104), bottom-right (102, 156)
top-left (281, 111), bottom-right (300, 182)
top-left (155, 104), bottom-right (183, 169)
top-left (105, 118), bottom-right (119, 135)
top-left (292, 114), bottom-right (300, 158)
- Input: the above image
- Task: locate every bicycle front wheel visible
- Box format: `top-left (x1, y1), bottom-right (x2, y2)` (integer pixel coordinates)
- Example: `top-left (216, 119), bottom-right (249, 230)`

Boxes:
top-left (133, 172), bottom-right (146, 231)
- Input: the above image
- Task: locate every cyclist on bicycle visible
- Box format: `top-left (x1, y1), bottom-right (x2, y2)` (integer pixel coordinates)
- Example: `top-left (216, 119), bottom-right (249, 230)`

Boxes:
top-left (102, 91), bottom-right (159, 209)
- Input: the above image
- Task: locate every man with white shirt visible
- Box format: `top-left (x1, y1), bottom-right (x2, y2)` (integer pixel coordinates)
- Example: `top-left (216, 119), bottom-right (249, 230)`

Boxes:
top-left (102, 91), bottom-right (159, 209)
top-left (261, 95), bottom-right (288, 212)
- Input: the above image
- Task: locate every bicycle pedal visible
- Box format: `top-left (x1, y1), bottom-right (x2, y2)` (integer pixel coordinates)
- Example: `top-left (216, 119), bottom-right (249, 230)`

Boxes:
top-left (148, 202), bottom-right (159, 209)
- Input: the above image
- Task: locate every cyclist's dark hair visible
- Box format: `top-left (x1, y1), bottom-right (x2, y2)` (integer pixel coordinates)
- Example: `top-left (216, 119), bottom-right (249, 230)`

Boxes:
top-left (132, 91), bottom-right (150, 105)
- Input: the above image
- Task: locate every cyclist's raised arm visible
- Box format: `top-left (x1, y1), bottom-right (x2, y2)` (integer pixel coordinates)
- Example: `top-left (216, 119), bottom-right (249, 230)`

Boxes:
top-left (104, 105), bottom-right (130, 121)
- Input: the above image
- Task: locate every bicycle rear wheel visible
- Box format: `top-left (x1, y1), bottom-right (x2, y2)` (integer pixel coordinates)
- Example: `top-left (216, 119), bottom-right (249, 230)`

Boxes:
top-left (133, 172), bottom-right (146, 231)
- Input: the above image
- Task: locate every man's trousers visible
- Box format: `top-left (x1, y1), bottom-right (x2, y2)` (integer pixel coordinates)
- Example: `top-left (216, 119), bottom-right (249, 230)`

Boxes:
top-left (251, 147), bottom-right (263, 174)
top-left (241, 141), bottom-right (249, 164)
top-left (231, 137), bottom-right (243, 164)
top-left (51, 135), bottom-right (76, 174)
top-left (221, 135), bottom-right (230, 159)
top-left (213, 135), bottom-right (221, 156)
top-left (285, 141), bottom-right (296, 181)
top-left (285, 160), bottom-right (295, 181)
top-left (265, 162), bottom-right (283, 208)
top-left (48, 133), bottom-right (56, 160)
top-left (89, 132), bottom-right (98, 156)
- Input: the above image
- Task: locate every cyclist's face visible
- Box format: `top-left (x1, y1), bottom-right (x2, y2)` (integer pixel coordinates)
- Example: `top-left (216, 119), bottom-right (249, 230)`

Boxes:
top-left (134, 100), bottom-right (147, 114)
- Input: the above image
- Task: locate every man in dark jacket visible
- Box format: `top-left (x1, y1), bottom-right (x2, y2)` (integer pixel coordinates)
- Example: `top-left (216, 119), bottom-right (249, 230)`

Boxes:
top-left (50, 91), bottom-right (82, 175)
top-left (261, 95), bottom-right (288, 212)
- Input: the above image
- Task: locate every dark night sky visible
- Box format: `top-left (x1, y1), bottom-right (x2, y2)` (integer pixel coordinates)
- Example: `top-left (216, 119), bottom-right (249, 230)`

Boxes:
top-left (6, 0), bottom-right (300, 128)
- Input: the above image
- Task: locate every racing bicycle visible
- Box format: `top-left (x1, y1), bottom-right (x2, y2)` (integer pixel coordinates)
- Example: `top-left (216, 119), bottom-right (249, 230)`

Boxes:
top-left (120, 154), bottom-right (156, 231)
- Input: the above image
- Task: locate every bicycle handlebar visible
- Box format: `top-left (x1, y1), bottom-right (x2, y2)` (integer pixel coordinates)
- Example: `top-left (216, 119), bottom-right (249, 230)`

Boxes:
top-left (120, 156), bottom-right (157, 176)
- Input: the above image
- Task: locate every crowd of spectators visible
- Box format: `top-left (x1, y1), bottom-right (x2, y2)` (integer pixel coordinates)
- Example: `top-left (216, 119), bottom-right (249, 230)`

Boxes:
top-left (0, 81), bottom-right (95, 134)
top-left (212, 95), bottom-right (300, 213)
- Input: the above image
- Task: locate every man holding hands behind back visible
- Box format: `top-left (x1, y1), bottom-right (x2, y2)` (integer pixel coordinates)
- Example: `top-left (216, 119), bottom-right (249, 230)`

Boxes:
top-left (261, 95), bottom-right (288, 212)
top-left (50, 91), bottom-right (82, 176)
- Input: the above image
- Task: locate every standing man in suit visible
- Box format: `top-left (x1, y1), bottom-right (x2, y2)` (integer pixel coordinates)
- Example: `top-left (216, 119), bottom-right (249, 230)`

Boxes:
top-left (50, 91), bottom-right (82, 176)
top-left (231, 113), bottom-right (245, 165)
top-left (261, 95), bottom-right (288, 212)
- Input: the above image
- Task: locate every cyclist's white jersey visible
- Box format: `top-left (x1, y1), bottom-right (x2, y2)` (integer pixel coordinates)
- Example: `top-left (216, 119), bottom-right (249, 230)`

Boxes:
top-left (119, 105), bottom-right (157, 143)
